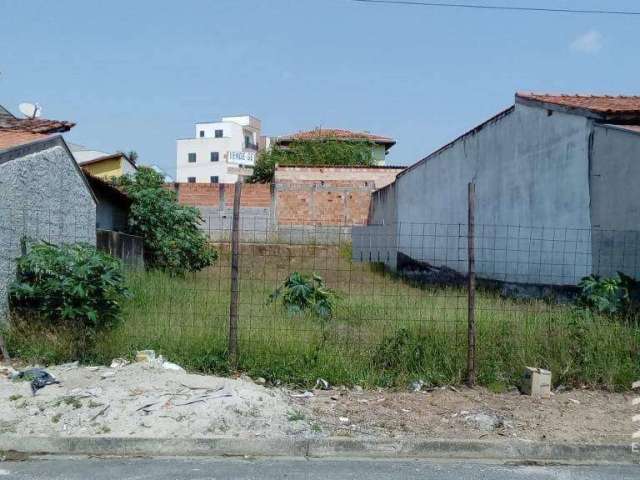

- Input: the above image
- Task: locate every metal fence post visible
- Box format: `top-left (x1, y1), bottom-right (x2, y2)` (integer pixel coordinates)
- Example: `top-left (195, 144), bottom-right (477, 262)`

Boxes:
top-left (228, 180), bottom-right (242, 369)
top-left (467, 182), bottom-right (477, 387)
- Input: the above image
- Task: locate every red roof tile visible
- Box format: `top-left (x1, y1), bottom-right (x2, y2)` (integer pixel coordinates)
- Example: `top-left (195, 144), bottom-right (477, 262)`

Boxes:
top-left (0, 131), bottom-right (48, 150)
top-left (0, 116), bottom-right (75, 134)
top-left (278, 128), bottom-right (396, 146)
top-left (516, 92), bottom-right (640, 115)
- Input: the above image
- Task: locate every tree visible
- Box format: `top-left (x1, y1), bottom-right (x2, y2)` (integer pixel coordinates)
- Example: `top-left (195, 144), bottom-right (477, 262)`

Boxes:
top-left (247, 139), bottom-right (376, 183)
top-left (116, 167), bottom-right (217, 275)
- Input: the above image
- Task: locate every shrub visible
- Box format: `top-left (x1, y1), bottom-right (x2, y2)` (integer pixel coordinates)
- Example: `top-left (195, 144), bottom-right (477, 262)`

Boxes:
top-left (9, 242), bottom-right (130, 333)
top-left (270, 272), bottom-right (337, 319)
top-left (116, 167), bottom-right (217, 275)
top-left (578, 272), bottom-right (640, 315)
top-left (247, 139), bottom-right (376, 183)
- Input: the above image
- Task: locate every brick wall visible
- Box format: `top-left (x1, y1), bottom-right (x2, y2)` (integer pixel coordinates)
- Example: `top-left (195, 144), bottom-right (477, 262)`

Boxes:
top-left (172, 166), bottom-right (404, 233)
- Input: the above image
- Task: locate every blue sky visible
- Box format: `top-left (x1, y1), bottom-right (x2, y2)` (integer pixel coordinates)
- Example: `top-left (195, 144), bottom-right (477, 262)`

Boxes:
top-left (1, 0), bottom-right (638, 175)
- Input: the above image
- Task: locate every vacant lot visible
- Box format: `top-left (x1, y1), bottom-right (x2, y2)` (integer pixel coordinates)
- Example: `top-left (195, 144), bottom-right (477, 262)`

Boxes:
top-left (7, 243), bottom-right (640, 390)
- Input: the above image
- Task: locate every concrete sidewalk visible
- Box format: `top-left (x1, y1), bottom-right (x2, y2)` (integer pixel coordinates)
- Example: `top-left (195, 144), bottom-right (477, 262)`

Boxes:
top-left (1, 435), bottom-right (638, 465)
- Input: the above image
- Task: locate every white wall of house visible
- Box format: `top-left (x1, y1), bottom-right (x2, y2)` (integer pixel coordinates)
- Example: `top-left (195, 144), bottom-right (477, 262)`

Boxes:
top-left (176, 115), bottom-right (261, 184)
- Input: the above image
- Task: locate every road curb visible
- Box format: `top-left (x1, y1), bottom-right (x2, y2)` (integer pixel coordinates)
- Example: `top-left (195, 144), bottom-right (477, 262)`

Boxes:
top-left (0, 435), bottom-right (637, 464)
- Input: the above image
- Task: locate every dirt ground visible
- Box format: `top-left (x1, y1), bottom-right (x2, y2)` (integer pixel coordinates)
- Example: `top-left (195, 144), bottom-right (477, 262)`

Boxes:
top-left (1, 361), bottom-right (635, 444)
top-left (299, 386), bottom-right (636, 444)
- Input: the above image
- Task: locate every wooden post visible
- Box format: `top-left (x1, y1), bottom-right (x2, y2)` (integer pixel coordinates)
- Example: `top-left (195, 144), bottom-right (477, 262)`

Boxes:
top-left (228, 180), bottom-right (242, 369)
top-left (0, 332), bottom-right (10, 365)
top-left (466, 182), bottom-right (477, 387)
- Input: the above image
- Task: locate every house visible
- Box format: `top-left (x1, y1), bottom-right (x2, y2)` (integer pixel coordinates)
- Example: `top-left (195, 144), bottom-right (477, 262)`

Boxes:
top-left (354, 92), bottom-right (640, 286)
top-left (69, 143), bottom-right (137, 179)
top-left (276, 128), bottom-right (396, 165)
top-left (176, 115), bottom-right (263, 184)
top-left (0, 136), bottom-right (97, 321)
top-left (0, 104), bottom-right (74, 151)
top-left (83, 172), bottom-right (131, 232)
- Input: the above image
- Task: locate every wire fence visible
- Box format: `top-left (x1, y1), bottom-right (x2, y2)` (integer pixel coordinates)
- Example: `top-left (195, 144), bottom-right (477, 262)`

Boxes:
top-left (1, 198), bottom-right (639, 389)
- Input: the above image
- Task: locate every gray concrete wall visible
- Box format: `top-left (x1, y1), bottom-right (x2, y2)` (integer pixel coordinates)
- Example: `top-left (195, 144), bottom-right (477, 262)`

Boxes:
top-left (590, 125), bottom-right (640, 278)
top-left (0, 138), bottom-right (96, 322)
top-left (356, 103), bottom-right (595, 285)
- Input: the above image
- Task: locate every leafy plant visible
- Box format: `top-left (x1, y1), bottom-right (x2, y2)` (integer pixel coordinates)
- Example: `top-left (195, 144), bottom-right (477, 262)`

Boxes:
top-left (9, 242), bottom-right (130, 334)
top-left (270, 272), bottom-right (337, 319)
top-left (116, 167), bottom-right (217, 275)
top-left (578, 274), bottom-right (628, 315)
top-left (247, 139), bottom-right (376, 183)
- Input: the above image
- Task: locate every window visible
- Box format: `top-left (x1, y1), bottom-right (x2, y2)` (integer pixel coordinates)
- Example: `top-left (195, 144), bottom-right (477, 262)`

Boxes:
top-left (245, 135), bottom-right (251, 147)
top-left (210, 152), bottom-right (219, 162)
top-left (215, 129), bottom-right (223, 138)
top-left (188, 152), bottom-right (196, 163)
top-left (187, 177), bottom-right (196, 183)
top-left (199, 130), bottom-right (205, 137)
top-left (210, 176), bottom-right (219, 184)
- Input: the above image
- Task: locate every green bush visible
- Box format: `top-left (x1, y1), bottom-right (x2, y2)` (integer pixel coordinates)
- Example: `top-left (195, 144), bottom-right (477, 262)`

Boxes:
top-left (270, 272), bottom-right (337, 319)
top-left (116, 167), bottom-right (217, 275)
top-left (579, 274), bottom-right (629, 315)
top-left (247, 139), bottom-right (375, 183)
top-left (9, 242), bottom-right (130, 332)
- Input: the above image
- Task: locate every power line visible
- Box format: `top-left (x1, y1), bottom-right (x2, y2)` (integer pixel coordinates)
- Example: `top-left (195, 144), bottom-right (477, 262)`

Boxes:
top-left (350, 0), bottom-right (640, 16)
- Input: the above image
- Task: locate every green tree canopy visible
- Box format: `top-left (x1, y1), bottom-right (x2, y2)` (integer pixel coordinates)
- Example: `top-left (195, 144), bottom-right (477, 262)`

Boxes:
top-left (247, 139), bottom-right (376, 183)
top-left (116, 167), bottom-right (216, 275)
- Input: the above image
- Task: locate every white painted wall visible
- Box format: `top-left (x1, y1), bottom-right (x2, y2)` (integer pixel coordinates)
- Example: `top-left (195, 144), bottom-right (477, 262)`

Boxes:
top-left (177, 116), bottom-right (261, 183)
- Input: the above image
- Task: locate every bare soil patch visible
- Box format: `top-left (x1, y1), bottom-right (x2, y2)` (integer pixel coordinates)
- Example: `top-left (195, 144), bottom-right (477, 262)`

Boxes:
top-left (299, 386), bottom-right (635, 444)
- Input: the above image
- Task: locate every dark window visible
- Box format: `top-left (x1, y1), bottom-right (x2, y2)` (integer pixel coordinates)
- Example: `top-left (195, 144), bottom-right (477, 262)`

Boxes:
top-left (188, 152), bottom-right (196, 163)
top-left (215, 129), bottom-right (223, 138)
top-left (199, 130), bottom-right (205, 137)
top-left (210, 152), bottom-right (219, 162)
top-left (187, 177), bottom-right (196, 183)
top-left (210, 176), bottom-right (219, 184)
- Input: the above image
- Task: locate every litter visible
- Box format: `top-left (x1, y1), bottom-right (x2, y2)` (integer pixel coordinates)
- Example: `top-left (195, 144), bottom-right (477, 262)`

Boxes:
top-left (291, 391), bottom-right (314, 399)
top-left (315, 378), bottom-right (330, 390)
top-left (162, 361), bottom-right (185, 373)
top-left (13, 368), bottom-right (60, 396)
top-left (339, 417), bottom-right (350, 424)
top-left (110, 358), bottom-right (130, 369)
top-left (135, 350), bottom-right (156, 363)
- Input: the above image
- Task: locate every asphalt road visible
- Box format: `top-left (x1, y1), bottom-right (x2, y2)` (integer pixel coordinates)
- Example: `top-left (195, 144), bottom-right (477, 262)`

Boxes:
top-left (0, 457), bottom-right (639, 479)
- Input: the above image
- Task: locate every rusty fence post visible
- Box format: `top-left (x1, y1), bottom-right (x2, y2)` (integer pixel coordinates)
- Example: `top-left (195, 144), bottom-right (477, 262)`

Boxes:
top-left (466, 182), bottom-right (477, 387)
top-left (228, 180), bottom-right (242, 369)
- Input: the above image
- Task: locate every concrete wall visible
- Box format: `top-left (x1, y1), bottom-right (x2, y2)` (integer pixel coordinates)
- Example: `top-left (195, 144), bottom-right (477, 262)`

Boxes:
top-left (0, 138), bottom-right (97, 322)
top-left (357, 103), bottom-right (595, 285)
top-left (590, 125), bottom-right (640, 278)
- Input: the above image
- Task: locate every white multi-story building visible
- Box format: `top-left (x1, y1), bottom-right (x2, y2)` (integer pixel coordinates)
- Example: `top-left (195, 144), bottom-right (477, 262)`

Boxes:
top-left (176, 115), bottom-right (261, 184)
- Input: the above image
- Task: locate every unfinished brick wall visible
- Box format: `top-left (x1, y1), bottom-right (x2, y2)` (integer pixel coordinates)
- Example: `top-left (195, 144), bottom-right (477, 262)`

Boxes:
top-left (172, 166), bottom-right (404, 229)
top-left (170, 183), bottom-right (272, 208)
top-left (274, 166), bottom-right (403, 226)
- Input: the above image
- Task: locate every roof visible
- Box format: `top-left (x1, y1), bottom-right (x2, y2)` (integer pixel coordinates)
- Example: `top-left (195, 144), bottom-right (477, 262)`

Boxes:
top-left (277, 129), bottom-right (396, 148)
top-left (83, 170), bottom-right (131, 208)
top-left (78, 151), bottom-right (138, 170)
top-left (0, 104), bottom-right (75, 150)
top-left (0, 131), bottom-right (48, 151)
top-left (516, 92), bottom-right (640, 121)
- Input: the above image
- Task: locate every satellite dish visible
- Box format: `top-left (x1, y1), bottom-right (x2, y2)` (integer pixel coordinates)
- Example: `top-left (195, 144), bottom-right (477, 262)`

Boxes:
top-left (18, 102), bottom-right (41, 119)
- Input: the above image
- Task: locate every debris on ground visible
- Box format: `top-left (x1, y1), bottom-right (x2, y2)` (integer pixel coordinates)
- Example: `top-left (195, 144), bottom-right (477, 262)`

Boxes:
top-left (1, 362), bottom-right (310, 438)
top-left (520, 367), bottom-right (552, 398)
top-left (314, 378), bottom-right (330, 390)
top-left (306, 386), bottom-right (635, 444)
top-left (12, 368), bottom-right (60, 395)
top-left (110, 358), bottom-right (129, 369)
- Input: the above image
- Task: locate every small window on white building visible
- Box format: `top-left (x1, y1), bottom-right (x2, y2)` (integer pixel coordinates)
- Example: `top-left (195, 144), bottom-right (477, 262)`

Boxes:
top-left (199, 130), bottom-right (205, 137)
top-left (215, 129), bottom-right (223, 138)
top-left (188, 153), bottom-right (196, 163)
top-left (210, 152), bottom-right (219, 162)
top-left (187, 177), bottom-right (196, 183)
top-left (210, 176), bottom-right (219, 184)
